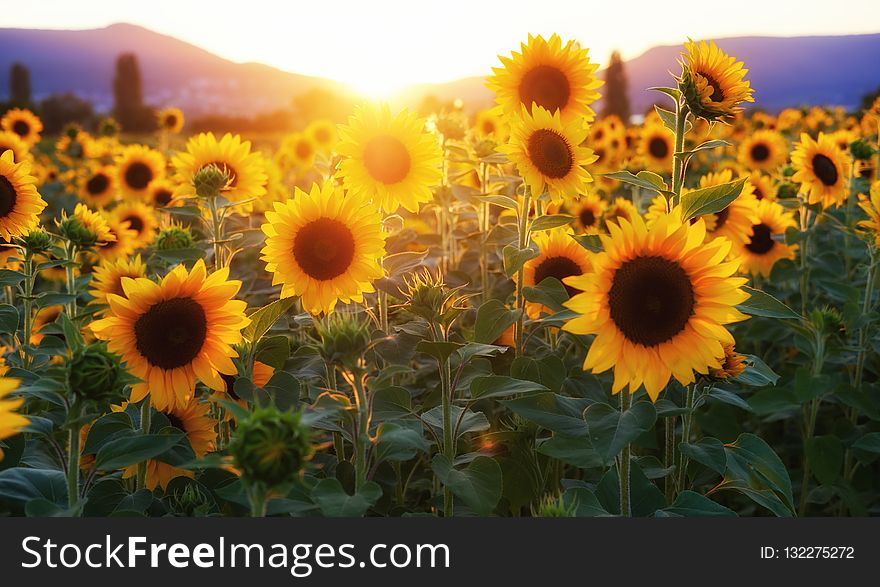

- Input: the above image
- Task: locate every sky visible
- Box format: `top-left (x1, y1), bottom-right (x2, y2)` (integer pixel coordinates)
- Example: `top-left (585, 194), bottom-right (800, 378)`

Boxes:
top-left (3, 0), bottom-right (880, 96)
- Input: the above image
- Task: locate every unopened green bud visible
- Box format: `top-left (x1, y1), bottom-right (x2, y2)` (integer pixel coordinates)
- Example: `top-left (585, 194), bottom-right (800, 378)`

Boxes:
top-left (192, 164), bottom-right (231, 198)
top-left (67, 343), bottom-right (125, 405)
top-left (155, 226), bottom-right (195, 251)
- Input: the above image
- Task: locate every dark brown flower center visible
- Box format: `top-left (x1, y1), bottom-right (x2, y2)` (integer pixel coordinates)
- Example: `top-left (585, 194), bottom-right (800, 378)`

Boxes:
top-left (125, 162), bottom-right (153, 190)
top-left (648, 136), bottom-right (670, 159)
top-left (166, 412), bottom-right (186, 431)
top-left (135, 297), bottom-right (208, 369)
top-left (579, 207), bottom-right (597, 228)
top-left (0, 176), bottom-right (18, 217)
top-left (363, 135), bottom-right (410, 184)
top-left (293, 218), bottom-right (356, 281)
top-left (12, 120), bottom-right (30, 137)
top-left (753, 184), bottom-right (765, 200)
top-left (519, 65), bottom-right (570, 113)
top-left (527, 129), bottom-right (574, 179)
top-left (701, 73), bottom-right (725, 103)
top-left (86, 173), bottom-right (110, 195)
top-left (153, 188), bottom-right (173, 206)
top-left (163, 115), bottom-right (178, 129)
top-left (533, 255), bottom-right (583, 298)
top-left (745, 223), bottom-right (775, 255)
top-left (750, 143), bottom-right (770, 162)
top-left (123, 214), bottom-right (145, 234)
top-left (711, 206), bottom-right (731, 231)
top-left (812, 154), bottom-right (838, 186)
top-left (608, 255), bottom-right (695, 346)
top-left (221, 372), bottom-right (239, 399)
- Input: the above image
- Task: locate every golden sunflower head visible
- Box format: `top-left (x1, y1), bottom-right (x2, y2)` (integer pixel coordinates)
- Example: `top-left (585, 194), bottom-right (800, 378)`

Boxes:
top-left (281, 132), bottom-right (317, 169)
top-left (603, 197), bottom-right (638, 230)
top-left (474, 109), bottom-right (508, 141)
top-left (91, 216), bottom-right (138, 263)
top-left (857, 181), bottom-right (880, 248)
top-left (88, 254), bottom-right (148, 313)
top-left (638, 122), bottom-right (675, 172)
top-left (488, 33), bottom-right (603, 123)
top-left (171, 132), bottom-right (267, 204)
top-left (791, 133), bottom-right (853, 209)
top-left (566, 192), bottom-right (606, 234)
top-left (336, 104), bottom-right (442, 213)
top-left (90, 259), bottom-right (249, 411)
top-left (748, 171), bottom-right (776, 201)
top-left (157, 107), bottom-right (185, 134)
top-left (111, 201), bottom-right (158, 249)
top-left (0, 150), bottom-right (47, 241)
top-left (146, 178), bottom-right (177, 209)
top-left (60, 203), bottom-right (115, 248)
top-left (737, 129), bottom-right (787, 172)
top-left (709, 344), bottom-right (747, 380)
top-left (79, 165), bottom-right (119, 208)
top-left (0, 377), bottom-right (26, 459)
top-left (0, 131), bottom-right (31, 163)
top-left (305, 119), bottom-right (338, 152)
top-left (116, 145), bottom-right (166, 200)
top-left (521, 227), bottom-right (592, 319)
top-left (679, 39), bottom-right (754, 122)
top-left (1, 108), bottom-right (43, 145)
top-left (501, 105), bottom-right (596, 203)
top-left (260, 181), bottom-right (386, 315)
top-left (563, 210), bottom-right (749, 400)
top-left (734, 199), bottom-right (798, 278)
top-left (686, 169), bottom-right (759, 245)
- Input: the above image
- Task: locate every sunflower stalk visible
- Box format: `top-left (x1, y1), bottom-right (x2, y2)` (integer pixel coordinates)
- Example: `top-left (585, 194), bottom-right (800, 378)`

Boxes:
top-left (797, 324), bottom-right (827, 516)
top-left (676, 383), bottom-right (697, 495)
top-left (349, 369), bottom-right (371, 492)
top-left (66, 419), bottom-right (81, 511)
top-left (671, 101), bottom-right (691, 204)
top-left (478, 160), bottom-right (491, 302)
top-left (618, 388), bottom-right (632, 517)
top-left (63, 241), bottom-right (78, 319)
top-left (136, 397), bottom-right (151, 490)
top-left (514, 185), bottom-right (532, 357)
top-left (207, 195), bottom-right (226, 272)
top-left (19, 251), bottom-right (36, 370)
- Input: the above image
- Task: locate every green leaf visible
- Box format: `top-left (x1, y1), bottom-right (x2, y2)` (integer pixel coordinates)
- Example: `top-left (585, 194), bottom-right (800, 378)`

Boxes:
top-left (852, 432), bottom-right (880, 454)
top-left (152, 248), bottom-right (206, 265)
top-left (661, 491), bottom-right (737, 517)
top-left (522, 277), bottom-right (570, 314)
top-left (654, 105), bottom-right (677, 132)
top-left (502, 244), bottom-right (538, 278)
top-left (719, 433), bottom-right (794, 516)
top-left (432, 455), bottom-right (502, 515)
top-left (254, 335), bottom-right (290, 369)
top-left (470, 375), bottom-right (548, 400)
top-left (476, 194), bottom-right (519, 211)
top-left (529, 214), bottom-right (574, 233)
top-left (680, 437), bottom-right (726, 475)
top-left (371, 386), bottom-right (414, 422)
top-left (679, 177), bottom-right (747, 221)
top-left (538, 435), bottom-right (604, 469)
top-left (242, 298), bottom-right (297, 343)
top-left (93, 430), bottom-right (185, 471)
top-left (648, 86), bottom-right (682, 101)
top-left (806, 435), bottom-right (844, 486)
top-left (502, 393), bottom-right (591, 436)
top-left (636, 171), bottom-right (668, 191)
top-left (375, 422), bottom-right (429, 463)
top-left (473, 299), bottom-right (521, 344)
top-left (311, 478), bottom-right (381, 517)
top-left (0, 304), bottom-right (19, 334)
top-left (736, 354), bottom-right (781, 386)
top-left (571, 233), bottom-right (603, 253)
top-left (0, 269), bottom-right (25, 287)
top-left (563, 487), bottom-right (612, 517)
top-left (415, 340), bottom-right (464, 364)
top-left (83, 412), bottom-right (134, 454)
top-left (737, 286), bottom-right (800, 319)
top-left (678, 139), bottom-right (731, 156)
top-left (383, 250), bottom-right (428, 275)
top-left (584, 401), bottom-right (657, 466)
top-left (159, 204), bottom-right (201, 218)
top-left (456, 342), bottom-right (508, 364)
top-left (421, 405), bottom-right (489, 438)
top-left (600, 171), bottom-right (663, 193)
top-left (0, 468), bottom-right (67, 511)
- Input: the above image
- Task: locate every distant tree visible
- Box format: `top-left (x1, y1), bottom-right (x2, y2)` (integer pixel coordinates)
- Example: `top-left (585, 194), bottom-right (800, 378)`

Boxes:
top-left (9, 63), bottom-right (32, 106)
top-left (113, 53), bottom-right (156, 132)
top-left (861, 85), bottom-right (880, 112)
top-left (39, 93), bottom-right (94, 133)
top-left (601, 51), bottom-right (631, 123)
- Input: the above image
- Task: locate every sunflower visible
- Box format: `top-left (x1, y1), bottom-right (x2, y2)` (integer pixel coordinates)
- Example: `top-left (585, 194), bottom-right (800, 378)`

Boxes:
top-left (501, 105), bottom-right (595, 203)
top-left (116, 145), bottom-right (166, 201)
top-left (709, 344), bottom-right (747, 380)
top-left (0, 237), bottom-right (20, 270)
top-left (686, 170), bottom-right (759, 245)
top-left (157, 107), bottom-right (185, 134)
top-left (261, 181), bottom-right (385, 315)
top-left (70, 203), bottom-right (115, 246)
top-left (1, 108), bottom-right (42, 145)
top-left (474, 109), bottom-right (508, 141)
top-left (121, 398), bottom-right (217, 490)
top-left (737, 130), bottom-right (787, 172)
top-left (749, 171), bottom-right (776, 201)
top-left (644, 195), bottom-right (670, 227)
top-left (0, 377), bottom-right (26, 460)
top-left (734, 200), bottom-right (798, 278)
top-left (519, 227), bottom-right (591, 318)
top-left (79, 165), bottom-right (118, 208)
top-left (637, 122), bottom-right (675, 173)
top-left (306, 119), bottom-right (338, 152)
top-left (90, 259), bottom-right (250, 411)
top-left (92, 216), bottom-right (138, 263)
top-left (0, 150), bottom-right (47, 240)
top-left (566, 192), bottom-right (606, 234)
top-left (857, 181), bottom-right (880, 247)
top-left (56, 130), bottom-right (94, 162)
top-left (145, 179), bottom-right (177, 208)
top-left (171, 132), bottom-right (267, 204)
top-left (88, 254), bottom-right (147, 313)
top-left (0, 131), bottom-right (31, 163)
top-left (563, 211), bottom-right (749, 400)
top-left (603, 197), bottom-right (638, 229)
top-left (791, 133), bottom-right (852, 209)
top-left (336, 104), bottom-right (442, 213)
top-left (31, 305), bottom-right (63, 345)
top-left (111, 201), bottom-right (158, 248)
top-left (488, 33), bottom-right (603, 123)
top-left (679, 39), bottom-right (754, 122)
top-left (216, 360), bottom-right (275, 420)
top-left (283, 132), bottom-right (317, 169)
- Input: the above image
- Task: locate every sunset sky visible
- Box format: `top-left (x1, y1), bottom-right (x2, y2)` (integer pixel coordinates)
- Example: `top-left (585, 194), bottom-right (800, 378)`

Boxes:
top-left (3, 0), bottom-right (879, 96)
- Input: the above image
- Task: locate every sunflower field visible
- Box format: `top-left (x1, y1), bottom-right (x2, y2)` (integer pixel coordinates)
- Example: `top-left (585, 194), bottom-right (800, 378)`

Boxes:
top-left (0, 34), bottom-right (878, 519)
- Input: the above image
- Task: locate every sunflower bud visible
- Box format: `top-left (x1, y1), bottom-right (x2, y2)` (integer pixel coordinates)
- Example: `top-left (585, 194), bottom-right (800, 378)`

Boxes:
top-left (775, 181), bottom-right (799, 200)
top-left (229, 405), bottom-right (313, 490)
top-left (66, 343), bottom-right (125, 405)
top-left (17, 229), bottom-right (52, 256)
top-left (678, 40), bottom-right (753, 123)
top-left (400, 269), bottom-right (468, 327)
top-left (434, 111), bottom-right (466, 141)
top-left (315, 313), bottom-right (372, 368)
top-left (192, 163), bottom-right (231, 198)
top-left (533, 494), bottom-right (575, 517)
top-left (58, 217), bottom-right (97, 248)
top-left (155, 226), bottom-right (195, 250)
top-left (850, 139), bottom-right (875, 161)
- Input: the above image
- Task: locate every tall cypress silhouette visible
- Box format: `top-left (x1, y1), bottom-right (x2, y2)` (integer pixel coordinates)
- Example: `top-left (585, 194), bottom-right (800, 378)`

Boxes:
top-left (9, 63), bottom-right (32, 105)
top-left (113, 53), bottom-right (155, 132)
top-left (601, 51), bottom-right (631, 123)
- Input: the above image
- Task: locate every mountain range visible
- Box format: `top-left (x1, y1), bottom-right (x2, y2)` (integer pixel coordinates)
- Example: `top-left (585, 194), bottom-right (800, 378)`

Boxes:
top-left (1, 23), bottom-right (879, 118)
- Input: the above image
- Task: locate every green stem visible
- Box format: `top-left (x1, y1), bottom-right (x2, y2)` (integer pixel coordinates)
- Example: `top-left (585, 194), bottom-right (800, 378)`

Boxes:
top-left (671, 102), bottom-right (690, 204)
top-left (676, 384), bottom-right (696, 494)
top-left (20, 253), bottom-right (35, 369)
top-left (798, 333), bottom-right (826, 516)
top-left (798, 201), bottom-right (811, 317)
top-left (136, 397), bottom-right (151, 490)
top-left (351, 372), bottom-right (371, 491)
top-left (64, 242), bottom-right (78, 319)
top-left (440, 351), bottom-right (454, 517)
top-left (479, 161), bottom-right (491, 303)
top-left (514, 185), bottom-right (532, 357)
top-left (618, 388), bottom-right (632, 517)
top-left (248, 484), bottom-right (268, 517)
top-left (664, 415), bottom-right (676, 503)
top-left (207, 196), bottom-right (224, 271)
top-left (67, 424), bottom-right (81, 510)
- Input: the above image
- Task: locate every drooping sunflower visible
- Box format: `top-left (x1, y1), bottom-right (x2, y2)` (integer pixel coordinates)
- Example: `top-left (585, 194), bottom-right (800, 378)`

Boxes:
top-left (90, 259), bottom-right (250, 411)
top-left (734, 200), bottom-right (798, 278)
top-left (88, 254), bottom-right (147, 314)
top-left (638, 122), bottom-right (675, 173)
top-left (566, 192), bottom-right (606, 234)
top-left (121, 398), bottom-right (216, 490)
top-left (157, 107), bottom-right (185, 134)
top-left (749, 171), bottom-right (776, 201)
top-left (306, 119), bottom-right (338, 152)
top-left (79, 165), bottom-right (118, 208)
top-left (791, 133), bottom-right (852, 209)
top-left (602, 197), bottom-right (639, 229)
top-left (857, 181), bottom-right (880, 247)
top-left (501, 105), bottom-right (595, 203)
top-left (0, 377), bottom-right (26, 460)
top-left (519, 227), bottom-right (591, 319)
top-left (679, 39), bottom-right (754, 122)
top-left (488, 33), bottom-right (603, 123)
top-left (1, 108), bottom-right (42, 145)
top-left (737, 130), bottom-right (787, 172)
top-left (260, 181), bottom-right (385, 315)
top-left (563, 211), bottom-right (749, 401)
top-left (709, 344), bottom-right (747, 380)
top-left (686, 170), bottom-right (759, 245)
top-left (111, 201), bottom-right (158, 248)
top-left (336, 104), bottom-right (442, 213)
top-left (145, 179), bottom-right (176, 208)
top-left (116, 145), bottom-right (166, 201)
top-left (0, 150), bottom-right (47, 240)
top-left (92, 216), bottom-right (138, 263)
top-left (0, 131), bottom-right (31, 163)
top-left (171, 132), bottom-right (267, 203)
